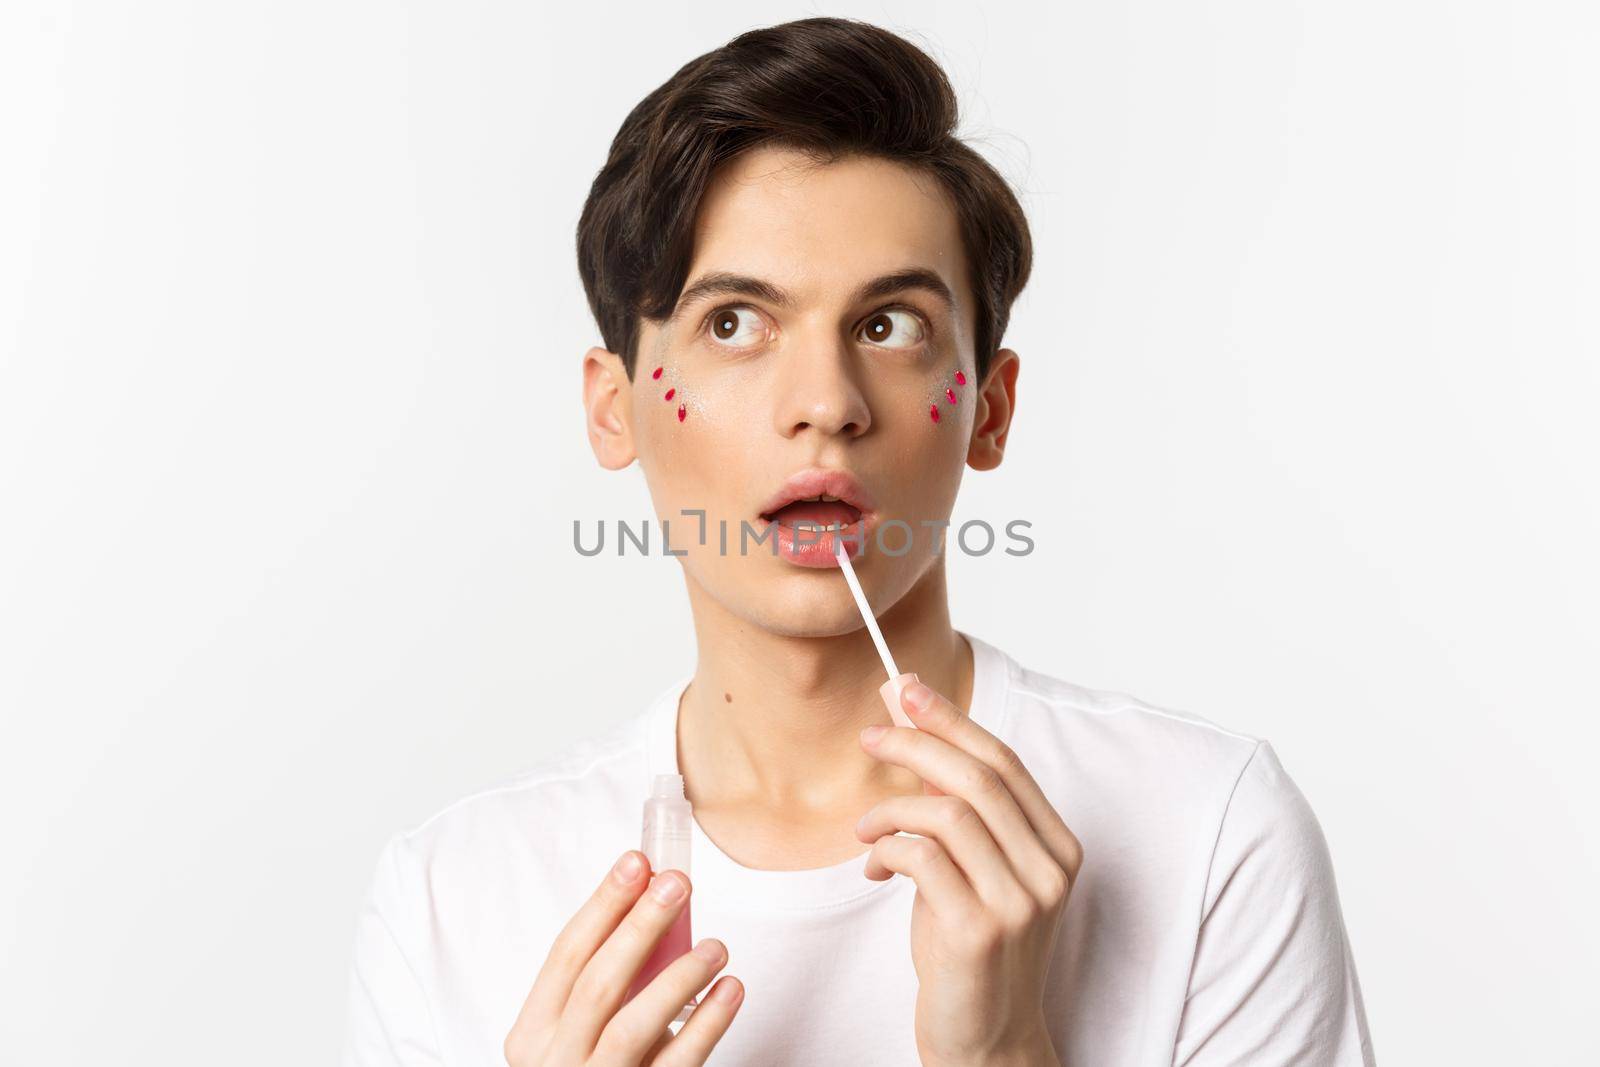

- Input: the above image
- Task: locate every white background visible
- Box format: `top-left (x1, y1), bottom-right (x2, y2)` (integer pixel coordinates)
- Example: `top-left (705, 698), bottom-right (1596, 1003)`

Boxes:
top-left (2, 1), bottom-right (1596, 1063)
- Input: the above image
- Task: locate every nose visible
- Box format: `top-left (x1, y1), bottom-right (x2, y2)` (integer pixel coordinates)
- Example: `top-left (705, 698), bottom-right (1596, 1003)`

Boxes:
top-left (772, 328), bottom-right (872, 440)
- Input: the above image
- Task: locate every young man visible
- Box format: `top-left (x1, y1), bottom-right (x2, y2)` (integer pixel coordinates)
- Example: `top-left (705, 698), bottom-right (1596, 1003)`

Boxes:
top-left (343, 17), bottom-right (1374, 1066)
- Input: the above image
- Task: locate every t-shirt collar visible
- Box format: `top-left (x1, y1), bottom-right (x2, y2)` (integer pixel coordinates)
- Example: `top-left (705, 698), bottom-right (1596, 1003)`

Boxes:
top-left (641, 630), bottom-right (1011, 910)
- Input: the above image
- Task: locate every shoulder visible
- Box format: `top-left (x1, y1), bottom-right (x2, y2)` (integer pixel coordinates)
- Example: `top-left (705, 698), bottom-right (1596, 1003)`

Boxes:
top-left (973, 635), bottom-right (1333, 871)
top-left (362, 704), bottom-right (658, 923)
top-left (1012, 658), bottom-right (1259, 751)
top-left (404, 712), bottom-right (646, 851)
top-left (419, 713), bottom-right (643, 831)
top-left (978, 634), bottom-right (1264, 793)
top-left (1202, 739), bottom-right (1340, 913)
top-left (1168, 738), bottom-right (1371, 1061)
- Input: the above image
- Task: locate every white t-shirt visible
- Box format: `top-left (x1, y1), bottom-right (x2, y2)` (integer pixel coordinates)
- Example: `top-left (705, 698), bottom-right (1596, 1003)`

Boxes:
top-left (342, 632), bottom-right (1375, 1065)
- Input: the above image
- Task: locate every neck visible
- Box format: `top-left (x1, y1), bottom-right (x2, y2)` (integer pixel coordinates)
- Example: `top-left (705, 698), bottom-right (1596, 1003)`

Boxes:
top-left (675, 558), bottom-right (975, 814)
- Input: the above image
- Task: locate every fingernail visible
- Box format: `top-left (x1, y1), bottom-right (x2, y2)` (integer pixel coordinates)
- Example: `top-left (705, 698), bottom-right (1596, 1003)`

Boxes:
top-left (860, 724), bottom-right (887, 745)
top-left (712, 978), bottom-right (742, 1004)
top-left (692, 939), bottom-right (725, 964)
top-left (613, 852), bottom-right (643, 883)
top-left (650, 872), bottom-right (687, 903)
top-left (903, 678), bottom-right (934, 714)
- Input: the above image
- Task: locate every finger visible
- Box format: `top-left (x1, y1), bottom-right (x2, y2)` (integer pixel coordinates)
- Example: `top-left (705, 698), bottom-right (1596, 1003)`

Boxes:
top-left (861, 720), bottom-right (1062, 901)
top-left (864, 831), bottom-right (985, 924)
top-left (899, 679), bottom-right (1084, 881)
top-left (643, 1026), bottom-right (674, 1064)
top-left (651, 976), bottom-right (745, 1067)
top-left (857, 793), bottom-right (1030, 908)
top-left (592, 937), bottom-right (730, 1066)
top-left (510, 850), bottom-right (651, 1041)
top-left (855, 793), bottom-right (1025, 909)
top-left (547, 869), bottom-right (693, 1061)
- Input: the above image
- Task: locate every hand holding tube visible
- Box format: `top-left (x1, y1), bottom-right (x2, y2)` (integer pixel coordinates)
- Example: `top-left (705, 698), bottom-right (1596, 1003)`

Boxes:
top-left (502, 852), bottom-right (743, 1065)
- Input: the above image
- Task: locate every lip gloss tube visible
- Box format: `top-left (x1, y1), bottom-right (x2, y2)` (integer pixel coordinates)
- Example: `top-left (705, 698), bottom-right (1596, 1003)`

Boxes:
top-left (624, 774), bottom-right (696, 1025)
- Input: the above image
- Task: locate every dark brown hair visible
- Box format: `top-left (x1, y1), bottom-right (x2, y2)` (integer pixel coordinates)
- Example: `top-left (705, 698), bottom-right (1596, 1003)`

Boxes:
top-left (575, 16), bottom-right (1032, 384)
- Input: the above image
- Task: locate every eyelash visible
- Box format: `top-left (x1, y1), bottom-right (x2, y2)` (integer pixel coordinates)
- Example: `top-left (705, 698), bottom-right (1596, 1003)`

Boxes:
top-left (697, 303), bottom-right (934, 351)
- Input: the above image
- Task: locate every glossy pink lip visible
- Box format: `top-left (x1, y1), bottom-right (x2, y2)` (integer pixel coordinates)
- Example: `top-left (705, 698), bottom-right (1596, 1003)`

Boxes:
top-left (756, 467), bottom-right (879, 568)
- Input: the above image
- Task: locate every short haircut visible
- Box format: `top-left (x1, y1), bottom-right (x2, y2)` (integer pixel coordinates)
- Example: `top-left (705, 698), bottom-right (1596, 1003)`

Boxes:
top-left (575, 16), bottom-right (1032, 383)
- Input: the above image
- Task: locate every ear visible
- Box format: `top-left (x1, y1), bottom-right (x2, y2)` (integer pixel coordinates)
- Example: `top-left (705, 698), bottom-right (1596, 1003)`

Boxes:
top-left (583, 346), bottom-right (636, 470)
top-left (967, 348), bottom-right (1020, 471)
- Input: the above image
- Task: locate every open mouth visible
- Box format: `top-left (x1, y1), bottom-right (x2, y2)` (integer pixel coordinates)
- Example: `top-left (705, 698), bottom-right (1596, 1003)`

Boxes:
top-left (759, 495), bottom-right (865, 534)
top-left (755, 468), bottom-right (877, 568)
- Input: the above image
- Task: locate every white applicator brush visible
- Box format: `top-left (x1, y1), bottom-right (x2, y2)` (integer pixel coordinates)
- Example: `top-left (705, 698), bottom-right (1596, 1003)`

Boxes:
top-left (835, 540), bottom-right (919, 729)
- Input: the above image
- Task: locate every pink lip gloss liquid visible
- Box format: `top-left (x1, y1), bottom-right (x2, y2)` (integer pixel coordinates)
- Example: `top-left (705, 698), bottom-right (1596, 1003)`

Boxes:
top-left (624, 774), bottom-right (696, 1025)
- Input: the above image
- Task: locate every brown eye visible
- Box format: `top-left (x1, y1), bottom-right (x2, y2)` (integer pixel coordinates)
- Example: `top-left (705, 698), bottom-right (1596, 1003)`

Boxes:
top-left (707, 305), bottom-right (763, 347)
top-left (860, 309), bottom-right (926, 349)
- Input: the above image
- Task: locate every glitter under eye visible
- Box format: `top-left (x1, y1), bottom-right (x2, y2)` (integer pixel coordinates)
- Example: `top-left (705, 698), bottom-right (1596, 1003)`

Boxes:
top-left (927, 365), bottom-right (968, 423)
top-left (650, 364), bottom-right (693, 425)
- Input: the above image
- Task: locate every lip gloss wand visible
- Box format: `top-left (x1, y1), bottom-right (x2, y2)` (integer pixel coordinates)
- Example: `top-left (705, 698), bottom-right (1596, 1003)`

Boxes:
top-left (834, 539), bottom-right (919, 730)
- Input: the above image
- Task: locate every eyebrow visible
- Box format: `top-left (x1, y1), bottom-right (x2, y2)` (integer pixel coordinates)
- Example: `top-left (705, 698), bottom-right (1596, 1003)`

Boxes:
top-left (666, 267), bottom-right (957, 323)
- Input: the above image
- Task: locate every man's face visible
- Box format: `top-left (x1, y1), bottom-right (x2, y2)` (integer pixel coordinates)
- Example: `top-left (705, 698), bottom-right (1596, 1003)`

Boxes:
top-left (602, 145), bottom-right (1000, 637)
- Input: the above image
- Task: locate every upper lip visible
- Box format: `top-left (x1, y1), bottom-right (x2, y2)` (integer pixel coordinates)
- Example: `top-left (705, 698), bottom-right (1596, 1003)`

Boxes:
top-left (757, 467), bottom-right (878, 521)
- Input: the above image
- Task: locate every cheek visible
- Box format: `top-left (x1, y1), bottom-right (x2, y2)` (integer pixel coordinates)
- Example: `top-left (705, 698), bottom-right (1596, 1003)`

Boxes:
top-left (646, 363), bottom-right (692, 423)
top-left (926, 367), bottom-right (970, 424)
top-left (638, 364), bottom-right (756, 502)
top-left (654, 354), bottom-right (784, 436)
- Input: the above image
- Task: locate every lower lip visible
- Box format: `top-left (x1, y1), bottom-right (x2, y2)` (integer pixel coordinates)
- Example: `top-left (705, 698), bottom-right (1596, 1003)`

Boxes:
top-left (761, 517), bottom-right (869, 568)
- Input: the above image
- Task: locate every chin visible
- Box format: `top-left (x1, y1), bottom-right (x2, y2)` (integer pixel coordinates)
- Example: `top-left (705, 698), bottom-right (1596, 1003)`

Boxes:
top-left (745, 602), bottom-right (867, 640)
top-left (686, 560), bottom-right (864, 639)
